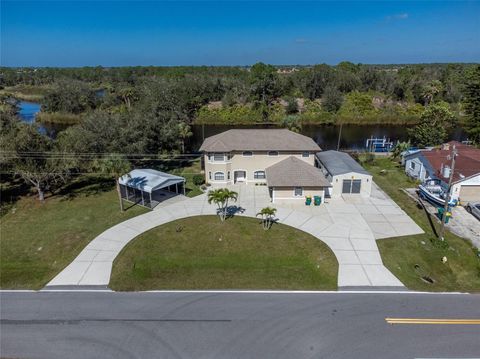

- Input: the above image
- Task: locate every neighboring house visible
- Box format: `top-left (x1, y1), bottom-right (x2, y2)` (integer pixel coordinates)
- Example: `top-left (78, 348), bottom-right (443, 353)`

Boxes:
top-left (199, 129), bottom-right (329, 203)
top-left (315, 150), bottom-right (372, 198)
top-left (404, 141), bottom-right (480, 202)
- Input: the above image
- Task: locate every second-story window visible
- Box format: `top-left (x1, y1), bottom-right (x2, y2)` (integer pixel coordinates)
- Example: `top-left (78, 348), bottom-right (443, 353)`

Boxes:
top-left (268, 151), bottom-right (278, 157)
top-left (213, 153), bottom-right (225, 162)
top-left (243, 151), bottom-right (253, 157)
top-left (302, 152), bottom-right (310, 158)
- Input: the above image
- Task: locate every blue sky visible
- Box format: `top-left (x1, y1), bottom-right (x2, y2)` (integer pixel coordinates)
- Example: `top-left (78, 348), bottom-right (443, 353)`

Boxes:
top-left (1, 1), bottom-right (479, 66)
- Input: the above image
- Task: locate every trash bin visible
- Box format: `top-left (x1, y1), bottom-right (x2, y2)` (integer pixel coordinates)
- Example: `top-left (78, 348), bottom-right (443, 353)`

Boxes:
top-left (314, 196), bottom-right (322, 206)
top-left (437, 207), bottom-right (452, 223)
top-left (305, 196), bottom-right (312, 206)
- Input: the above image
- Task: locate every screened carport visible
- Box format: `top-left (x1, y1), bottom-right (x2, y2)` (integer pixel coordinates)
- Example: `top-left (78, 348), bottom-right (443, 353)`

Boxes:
top-left (118, 169), bottom-right (185, 209)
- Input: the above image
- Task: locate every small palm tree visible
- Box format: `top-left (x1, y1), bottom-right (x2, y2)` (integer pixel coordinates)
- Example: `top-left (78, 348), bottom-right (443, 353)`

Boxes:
top-left (391, 141), bottom-right (411, 160)
top-left (96, 154), bottom-right (131, 211)
top-left (256, 207), bottom-right (277, 230)
top-left (208, 188), bottom-right (238, 222)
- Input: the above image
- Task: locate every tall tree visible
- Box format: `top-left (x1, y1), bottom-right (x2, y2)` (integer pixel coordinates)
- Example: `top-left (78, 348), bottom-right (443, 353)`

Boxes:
top-left (177, 122), bottom-right (193, 154)
top-left (408, 103), bottom-right (455, 147)
top-left (322, 85), bottom-right (343, 113)
top-left (249, 62), bottom-right (279, 108)
top-left (2, 124), bottom-right (69, 201)
top-left (463, 65), bottom-right (480, 143)
top-left (421, 80), bottom-right (443, 106)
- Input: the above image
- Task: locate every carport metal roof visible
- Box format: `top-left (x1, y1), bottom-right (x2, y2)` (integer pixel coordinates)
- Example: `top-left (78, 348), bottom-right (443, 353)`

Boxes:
top-left (118, 169), bottom-right (184, 193)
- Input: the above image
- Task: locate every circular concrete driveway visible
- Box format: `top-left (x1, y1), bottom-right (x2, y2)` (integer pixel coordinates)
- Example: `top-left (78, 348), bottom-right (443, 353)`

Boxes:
top-left (47, 184), bottom-right (422, 289)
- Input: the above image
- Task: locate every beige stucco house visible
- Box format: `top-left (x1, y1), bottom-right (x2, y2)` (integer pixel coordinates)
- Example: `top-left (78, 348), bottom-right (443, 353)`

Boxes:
top-left (199, 129), bottom-right (330, 203)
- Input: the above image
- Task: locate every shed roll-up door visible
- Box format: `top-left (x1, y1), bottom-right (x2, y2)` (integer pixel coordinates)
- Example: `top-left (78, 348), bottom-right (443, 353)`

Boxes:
top-left (342, 179), bottom-right (362, 194)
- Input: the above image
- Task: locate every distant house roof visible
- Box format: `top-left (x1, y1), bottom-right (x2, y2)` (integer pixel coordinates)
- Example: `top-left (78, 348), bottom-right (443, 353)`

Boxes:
top-left (315, 151), bottom-right (370, 176)
top-left (118, 169), bottom-right (184, 193)
top-left (199, 129), bottom-right (321, 152)
top-left (266, 156), bottom-right (331, 187)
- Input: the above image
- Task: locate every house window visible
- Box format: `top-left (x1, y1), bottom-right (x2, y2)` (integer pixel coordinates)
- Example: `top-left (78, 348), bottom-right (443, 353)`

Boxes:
top-left (208, 172), bottom-right (212, 180)
top-left (294, 187), bottom-right (303, 197)
top-left (302, 152), bottom-right (310, 158)
top-left (254, 170), bottom-right (266, 179)
top-left (268, 151), bottom-right (278, 157)
top-left (410, 162), bottom-right (416, 170)
top-left (242, 151), bottom-right (253, 157)
top-left (213, 153), bottom-right (225, 162)
top-left (214, 172), bottom-right (225, 181)
top-left (227, 171), bottom-right (230, 180)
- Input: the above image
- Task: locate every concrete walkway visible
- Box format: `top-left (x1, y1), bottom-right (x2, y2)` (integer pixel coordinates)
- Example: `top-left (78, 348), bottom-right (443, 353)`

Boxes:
top-left (47, 183), bottom-right (423, 289)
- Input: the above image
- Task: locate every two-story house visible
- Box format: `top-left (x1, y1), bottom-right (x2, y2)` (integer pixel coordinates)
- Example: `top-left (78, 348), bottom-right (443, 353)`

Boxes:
top-left (199, 129), bottom-right (330, 203)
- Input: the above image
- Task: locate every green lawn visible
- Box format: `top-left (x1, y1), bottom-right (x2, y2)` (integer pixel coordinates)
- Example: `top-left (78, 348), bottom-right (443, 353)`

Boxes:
top-left (110, 215), bottom-right (338, 291)
top-left (170, 158), bottom-right (204, 197)
top-left (361, 156), bottom-right (480, 292)
top-left (0, 177), bottom-right (147, 289)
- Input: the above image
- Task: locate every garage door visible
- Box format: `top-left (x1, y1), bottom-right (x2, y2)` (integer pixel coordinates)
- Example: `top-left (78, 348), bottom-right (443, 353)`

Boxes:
top-left (342, 179), bottom-right (362, 194)
top-left (460, 185), bottom-right (480, 202)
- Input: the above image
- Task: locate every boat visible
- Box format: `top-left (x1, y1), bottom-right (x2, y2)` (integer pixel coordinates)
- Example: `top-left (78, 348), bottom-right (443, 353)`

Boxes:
top-left (418, 179), bottom-right (457, 207)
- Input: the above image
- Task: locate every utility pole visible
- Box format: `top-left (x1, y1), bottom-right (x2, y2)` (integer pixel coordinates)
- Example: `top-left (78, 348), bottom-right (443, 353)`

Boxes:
top-left (336, 122), bottom-right (343, 151)
top-left (438, 145), bottom-right (457, 241)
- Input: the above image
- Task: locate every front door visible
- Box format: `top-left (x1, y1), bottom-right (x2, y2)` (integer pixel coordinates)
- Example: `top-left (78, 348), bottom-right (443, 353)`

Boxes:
top-left (234, 170), bottom-right (246, 183)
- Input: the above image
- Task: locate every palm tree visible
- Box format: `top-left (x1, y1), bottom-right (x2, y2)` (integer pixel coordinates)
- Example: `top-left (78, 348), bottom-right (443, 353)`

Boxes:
top-left (256, 207), bottom-right (277, 230)
top-left (391, 141), bottom-right (411, 160)
top-left (96, 154), bottom-right (131, 211)
top-left (421, 80), bottom-right (443, 106)
top-left (178, 122), bottom-right (193, 154)
top-left (207, 188), bottom-right (238, 222)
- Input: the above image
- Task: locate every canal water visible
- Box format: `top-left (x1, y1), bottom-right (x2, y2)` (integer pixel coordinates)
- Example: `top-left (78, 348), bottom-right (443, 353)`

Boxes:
top-left (17, 101), bottom-right (468, 151)
top-left (191, 124), bottom-right (468, 151)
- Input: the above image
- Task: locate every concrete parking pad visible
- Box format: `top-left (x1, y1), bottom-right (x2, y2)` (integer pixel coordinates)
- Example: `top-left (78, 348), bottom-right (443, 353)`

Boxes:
top-left (47, 181), bottom-right (421, 289)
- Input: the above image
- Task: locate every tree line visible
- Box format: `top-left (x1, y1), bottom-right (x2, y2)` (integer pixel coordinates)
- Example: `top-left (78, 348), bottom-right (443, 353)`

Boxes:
top-left (1, 62), bottom-right (479, 203)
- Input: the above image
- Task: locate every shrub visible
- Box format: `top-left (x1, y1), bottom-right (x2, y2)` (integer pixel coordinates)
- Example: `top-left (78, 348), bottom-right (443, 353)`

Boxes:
top-left (192, 174), bottom-right (204, 186)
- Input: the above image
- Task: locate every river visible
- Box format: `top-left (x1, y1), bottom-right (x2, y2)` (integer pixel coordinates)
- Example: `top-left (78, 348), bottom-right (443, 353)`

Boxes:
top-left (17, 101), bottom-right (468, 151)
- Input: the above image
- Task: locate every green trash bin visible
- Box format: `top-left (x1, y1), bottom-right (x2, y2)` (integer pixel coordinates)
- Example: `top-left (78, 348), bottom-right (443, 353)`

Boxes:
top-left (314, 196), bottom-right (321, 206)
top-left (305, 196), bottom-right (312, 206)
top-left (437, 207), bottom-right (452, 223)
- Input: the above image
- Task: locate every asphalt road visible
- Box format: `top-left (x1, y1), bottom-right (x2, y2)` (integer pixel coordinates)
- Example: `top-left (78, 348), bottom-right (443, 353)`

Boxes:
top-left (1, 291), bottom-right (480, 359)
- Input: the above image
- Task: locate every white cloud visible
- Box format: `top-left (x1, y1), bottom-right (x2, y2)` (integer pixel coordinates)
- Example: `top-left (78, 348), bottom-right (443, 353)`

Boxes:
top-left (386, 13), bottom-right (409, 21)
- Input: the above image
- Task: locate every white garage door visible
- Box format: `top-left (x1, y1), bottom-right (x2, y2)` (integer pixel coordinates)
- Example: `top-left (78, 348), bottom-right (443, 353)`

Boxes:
top-left (460, 185), bottom-right (480, 202)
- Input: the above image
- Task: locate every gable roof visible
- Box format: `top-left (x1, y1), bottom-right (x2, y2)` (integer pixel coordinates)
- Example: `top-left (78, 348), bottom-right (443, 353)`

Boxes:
top-left (199, 129), bottom-right (321, 152)
top-left (315, 150), bottom-right (370, 176)
top-left (118, 169), bottom-right (184, 193)
top-left (265, 156), bottom-right (331, 187)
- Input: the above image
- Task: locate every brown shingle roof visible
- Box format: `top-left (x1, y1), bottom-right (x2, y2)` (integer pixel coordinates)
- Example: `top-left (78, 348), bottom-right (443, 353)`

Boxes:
top-left (266, 156), bottom-right (331, 187)
top-left (199, 129), bottom-right (321, 152)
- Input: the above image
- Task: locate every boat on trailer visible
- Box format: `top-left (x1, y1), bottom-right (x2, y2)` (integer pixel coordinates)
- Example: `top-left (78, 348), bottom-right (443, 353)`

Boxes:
top-left (418, 179), bottom-right (457, 207)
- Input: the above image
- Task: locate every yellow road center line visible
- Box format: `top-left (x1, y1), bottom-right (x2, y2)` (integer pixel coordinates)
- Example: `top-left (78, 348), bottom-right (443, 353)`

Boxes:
top-left (386, 318), bottom-right (480, 325)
